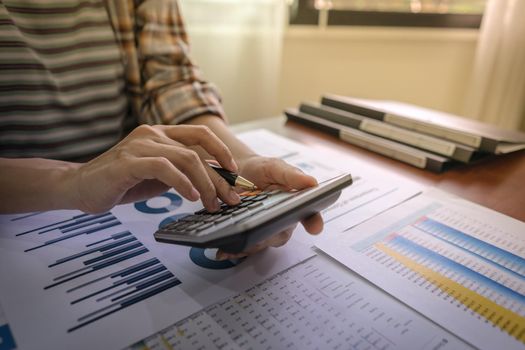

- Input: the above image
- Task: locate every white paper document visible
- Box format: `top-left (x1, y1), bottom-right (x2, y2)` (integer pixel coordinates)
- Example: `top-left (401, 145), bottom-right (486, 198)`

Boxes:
top-left (129, 255), bottom-right (470, 350)
top-left (317, 189), bottom-right (525, 350)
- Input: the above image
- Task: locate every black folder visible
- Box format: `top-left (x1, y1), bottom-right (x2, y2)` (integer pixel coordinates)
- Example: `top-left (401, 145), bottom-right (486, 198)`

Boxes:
top-left (299, 102), bottom-right (477, 163)
top-left (321, 94), bottom-right (525, 154)
top-left (285, 108), bottom-right (451, 173)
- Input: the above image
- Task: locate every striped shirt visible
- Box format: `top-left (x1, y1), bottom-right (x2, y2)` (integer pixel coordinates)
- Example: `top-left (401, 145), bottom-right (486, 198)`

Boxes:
top-left (0, 0), bottom-right (224, 161)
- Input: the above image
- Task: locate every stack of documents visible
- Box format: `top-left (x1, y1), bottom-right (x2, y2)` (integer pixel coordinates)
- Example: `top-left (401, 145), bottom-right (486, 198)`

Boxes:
top-left (285, 94), bottom-right (525, 172)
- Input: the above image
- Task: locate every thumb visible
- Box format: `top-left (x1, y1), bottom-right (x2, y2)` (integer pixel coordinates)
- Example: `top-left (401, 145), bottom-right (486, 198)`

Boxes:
top-left (270, 161), bottom-right (317, 190)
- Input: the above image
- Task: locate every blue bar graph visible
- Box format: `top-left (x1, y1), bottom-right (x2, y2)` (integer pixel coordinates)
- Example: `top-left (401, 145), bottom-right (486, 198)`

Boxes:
top-left (38, 213), bottom-right (112, 234)
top-left (44, 247), bottom-right (149, 289)
top-left (16, 213), bottom-right (89, 236)
top-left (113, 258), bottom-right (161, 279)
top-left (13, 210), bottom-right (183, 333)
top-left (66, 257), bottom-right (160, 293)
top-left (60, 215), bottom-right (116, 233)
top-left (83, 242), bottom-right (143, 266)
top-left (68, 277), bottom-right (181, 333)
top-left (386, 235), bottom-right (525, 305)
top-left (96, 269), bottom-right (171, 302)
top-left (86, 231), bottom-right (132, 247)
top-left (25, 219), bottom-right (121, 252)
top-left (413, 218), bottom-right (525, 277)
top-left (49, 234), bottom-right (137, 267)
top-left (113, 265), bottom-right (167, 286)
top-left (111, 271), bottom-right (175, 302)
top-left (70, 265), bottom-right (167, 305)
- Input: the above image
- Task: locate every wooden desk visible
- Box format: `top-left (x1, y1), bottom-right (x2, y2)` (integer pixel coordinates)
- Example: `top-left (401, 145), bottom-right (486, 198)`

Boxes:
top-left (233, 116), bottom-right (525, 222)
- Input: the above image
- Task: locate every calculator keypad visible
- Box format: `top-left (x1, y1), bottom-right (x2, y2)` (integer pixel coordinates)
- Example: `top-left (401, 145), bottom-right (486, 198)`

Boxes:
top-left (159, 190), bottom-right (288, 237)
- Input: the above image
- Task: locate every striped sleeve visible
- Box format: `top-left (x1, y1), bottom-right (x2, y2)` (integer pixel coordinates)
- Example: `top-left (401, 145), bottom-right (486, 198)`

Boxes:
top-left (0, 0), bottom-right (129, 160)
top-left (113, 0), bottom-right (226, 125)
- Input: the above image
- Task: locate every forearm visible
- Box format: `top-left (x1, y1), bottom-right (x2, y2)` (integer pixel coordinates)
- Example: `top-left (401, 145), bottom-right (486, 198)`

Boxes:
top-left (185, 115), bottom-right (257, 162)
top-left (0, 158), bottom-right (79, 213)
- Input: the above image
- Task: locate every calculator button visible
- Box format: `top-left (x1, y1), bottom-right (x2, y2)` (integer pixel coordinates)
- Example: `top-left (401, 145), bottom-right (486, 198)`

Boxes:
top-left (162, 222), bottom-right (180, 230)
top-left (180, 215), bottom-right (200, 222)
top-left (175, 222), bottom-right (193, 229)
top-left (232, 207), bottom-right (248, 216)
top-left (215, 215), bottom-right (231, 224)
top-left (201, 215), bottom-right (217, 222)
top-left (196, 223), bottom-right (213, 231)
top-left (186, 222), bottom-right (204, 231)
top-left (247, 202), bottom-right (263, 209)
top-left (215, 207), bottom-right (232, 215)
top-left (251, 194), bottom-right (268, 202)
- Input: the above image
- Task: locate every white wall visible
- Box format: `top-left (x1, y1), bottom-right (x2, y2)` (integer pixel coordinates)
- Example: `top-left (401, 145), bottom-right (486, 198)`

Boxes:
top-left (184, 12), bottom-right (479, 123)
top-left (277, 26), bottom-right (479, 119)
top-left (181, 0), bottom-right (285, 124)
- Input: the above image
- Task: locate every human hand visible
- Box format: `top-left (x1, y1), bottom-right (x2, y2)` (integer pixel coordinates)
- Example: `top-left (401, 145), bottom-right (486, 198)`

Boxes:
top-left (71, 125), bottom-right (243, 213)
top-left (216, 155), bottom-right (324, 260)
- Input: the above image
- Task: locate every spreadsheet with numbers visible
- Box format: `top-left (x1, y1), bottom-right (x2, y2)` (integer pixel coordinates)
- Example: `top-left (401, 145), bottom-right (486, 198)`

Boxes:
top-left (317, 189), bottom-right (525, 350)
top-left (129, 254), bottom-right (469, 350)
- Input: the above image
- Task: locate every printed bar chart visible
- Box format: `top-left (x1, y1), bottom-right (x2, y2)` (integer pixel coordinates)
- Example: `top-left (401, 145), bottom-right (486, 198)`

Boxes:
top-left (8, 211), bottom-right (182, 334)
top-left (318, 190), bottom-right (525, 350)
top-left (357, 218), bottom-right (525, 343)
top-left (376, 242), bottom-right (525, 341)
top-left (413, 218), bottom-right (525, 277)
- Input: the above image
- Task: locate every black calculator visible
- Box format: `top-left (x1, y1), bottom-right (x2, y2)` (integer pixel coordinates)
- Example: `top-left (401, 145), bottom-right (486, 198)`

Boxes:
top-left (154, 173), bottom-right (352, 253)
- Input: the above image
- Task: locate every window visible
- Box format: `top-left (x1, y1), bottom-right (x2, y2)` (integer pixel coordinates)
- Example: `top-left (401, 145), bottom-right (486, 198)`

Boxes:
top-left (289, 0), bottom-right (485, 28)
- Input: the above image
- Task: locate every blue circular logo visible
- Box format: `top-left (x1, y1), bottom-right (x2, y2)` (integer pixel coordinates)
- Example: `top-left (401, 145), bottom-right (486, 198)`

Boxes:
top-left (134, 192), bottom-right (183, 214)
top-left (189, 247), bottom-right (245, 270)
